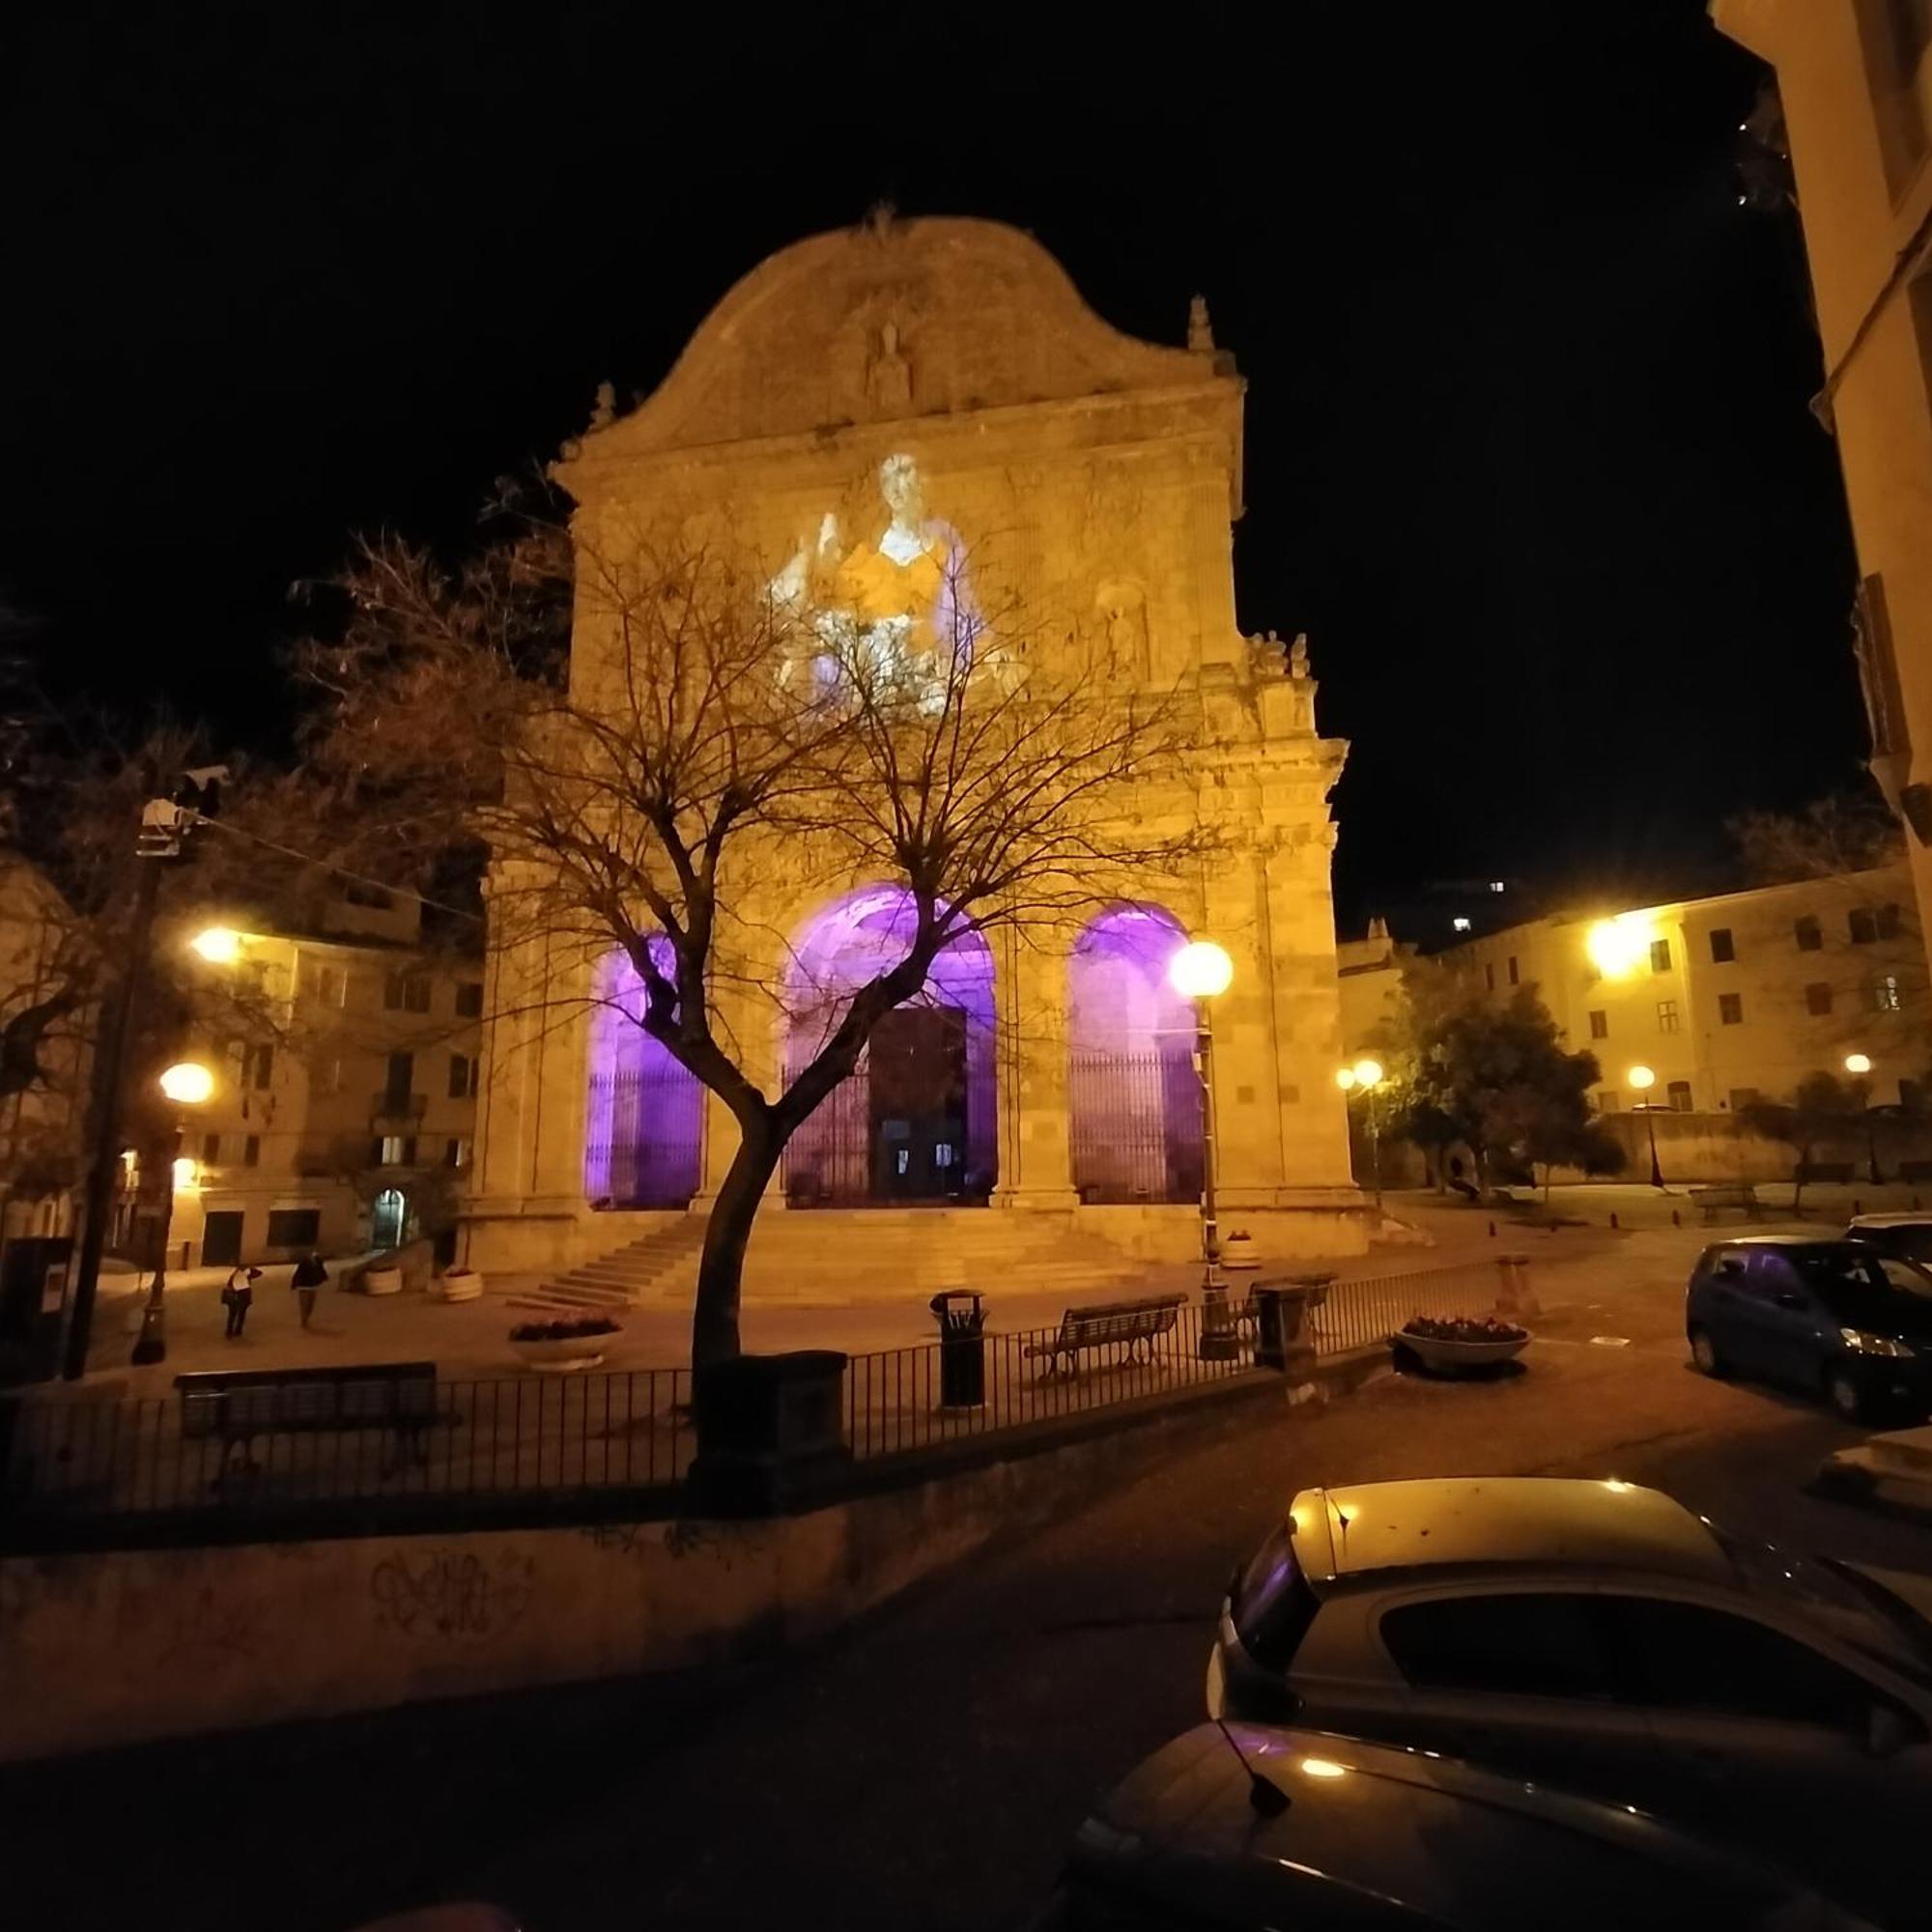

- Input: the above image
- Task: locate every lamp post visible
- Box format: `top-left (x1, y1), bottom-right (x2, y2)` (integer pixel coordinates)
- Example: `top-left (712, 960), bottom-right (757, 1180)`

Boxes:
top-left (1845, 1053), bottom-right (1882, 1184)
top-left (1629, 1065), bottom-right (1663, 1188)
top-left (129, 1059), bottom-right (215, 1367)
top-left (1337, 1059), bottom-right (1385, 1213)
top-left (1169, 938), bottom-right (1236, 1360)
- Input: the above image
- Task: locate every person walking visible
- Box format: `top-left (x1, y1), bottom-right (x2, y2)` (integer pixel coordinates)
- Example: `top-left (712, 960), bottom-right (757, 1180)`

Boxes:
top-left (221, 1264), bottom-right (262, 1339)
top-left (291, 1250), bottom-right (328, 1329)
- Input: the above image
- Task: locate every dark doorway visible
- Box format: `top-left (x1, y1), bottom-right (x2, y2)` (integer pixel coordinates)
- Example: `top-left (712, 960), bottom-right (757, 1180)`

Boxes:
top-left (201, 1211), bottom-right (244, 1267)
top-left (868, 1007), bottom-right (969, 1202)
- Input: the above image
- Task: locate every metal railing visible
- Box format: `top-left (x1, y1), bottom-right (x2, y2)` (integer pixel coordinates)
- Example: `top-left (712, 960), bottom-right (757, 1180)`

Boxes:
top-left (1310, 1261), bottom-right (1503, 1356)
top-left (843, 1298), bottom-right (1257, 1463)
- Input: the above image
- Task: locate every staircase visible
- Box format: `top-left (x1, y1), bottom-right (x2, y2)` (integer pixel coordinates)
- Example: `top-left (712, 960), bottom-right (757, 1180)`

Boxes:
top-left (526, 1208), bottom-right (1157, 1310)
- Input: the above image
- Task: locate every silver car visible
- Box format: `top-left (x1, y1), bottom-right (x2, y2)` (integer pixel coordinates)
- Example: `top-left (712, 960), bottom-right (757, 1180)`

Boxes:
top-left (1208, 1477), bottom-right (1932, 1926)
top-left (1041, 1721), bottom-right (1877, 1930)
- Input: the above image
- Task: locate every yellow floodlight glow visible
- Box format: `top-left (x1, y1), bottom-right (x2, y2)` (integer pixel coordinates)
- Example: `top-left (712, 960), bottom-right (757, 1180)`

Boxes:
top-left (157, 1061), bottom-right (215, 1105)
top-left (1628, 1065), bottom-right (1656, 1094)
top-left (1585, 916), bottom-right (1653, 980)
top-left (1299, 1757), bottom-right (1350, 1778)
top-left (190, 926), bottom-right (243, 965)
top-left (171, 1156), bottom-right (199, 1193)
top-left (1168, 940), bottom-right (1234, 1001)
top-left (1351, 1059), bottom-right (1384, 1091)
top-left (1335, 1066), bottom-right (1357, 1093)
top-left (1845, 1053), bottom-right (1872, 1076)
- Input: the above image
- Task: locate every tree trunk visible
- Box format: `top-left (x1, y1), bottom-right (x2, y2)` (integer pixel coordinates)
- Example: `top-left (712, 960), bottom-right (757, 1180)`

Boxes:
top-left (690, 1116), bottom-right (782, 1368)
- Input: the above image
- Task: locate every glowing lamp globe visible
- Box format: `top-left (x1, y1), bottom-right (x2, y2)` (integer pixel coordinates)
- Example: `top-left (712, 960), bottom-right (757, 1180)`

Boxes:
top-left (1351, 1058), bottom-right (1384, 1091)
top-left (1335, 1066), bottom-right (1357, 1093)
top-left (1845, 1053), bottom-right (1873, 1076)
top-left (1586, 918), bottom-right (1650, 980)
top-left (1168, 940), bottom-right (1234, 1001)
top-left (158, 1061), bottom-right (215, 1106)
top-left (171, 1156), bottom-right (200, 1193)
top-left (1628, 1065), bottom-right (1656, 1094)
top-left (190, 926), bottom-right (242, 965)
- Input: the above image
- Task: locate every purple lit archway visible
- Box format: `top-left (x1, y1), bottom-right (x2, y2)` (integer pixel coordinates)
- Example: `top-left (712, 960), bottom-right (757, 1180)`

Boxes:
top-left (583, 945), bottom-right (705, 1208)
top-left (1067, 906), bottom-right (1204, 1205)
top-left (781, 887), bottom-right (997, 1207)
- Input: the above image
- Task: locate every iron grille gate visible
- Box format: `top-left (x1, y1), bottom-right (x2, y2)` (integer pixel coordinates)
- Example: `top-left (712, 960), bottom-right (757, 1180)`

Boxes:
top-left (1069, 1048), bottom-right (1204, 1204)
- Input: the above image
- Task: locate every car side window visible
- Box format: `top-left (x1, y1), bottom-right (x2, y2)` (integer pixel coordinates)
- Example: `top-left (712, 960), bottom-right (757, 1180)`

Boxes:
top-left (1380, 1594), bottom-right (1616, 1700)
top-left (1607, 1598), bottom-right (1876, 1730)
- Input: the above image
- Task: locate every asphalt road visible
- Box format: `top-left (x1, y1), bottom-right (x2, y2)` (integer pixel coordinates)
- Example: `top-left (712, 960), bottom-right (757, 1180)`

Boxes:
top-left (8, 1224), bottom-right (1932, 1932)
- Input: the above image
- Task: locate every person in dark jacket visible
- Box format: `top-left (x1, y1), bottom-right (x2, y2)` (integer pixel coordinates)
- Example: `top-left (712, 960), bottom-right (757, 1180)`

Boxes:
top-left (291, 1251), bottom-right (328, 1328)
top-left (221, 1264), bottom-right (262, 1339)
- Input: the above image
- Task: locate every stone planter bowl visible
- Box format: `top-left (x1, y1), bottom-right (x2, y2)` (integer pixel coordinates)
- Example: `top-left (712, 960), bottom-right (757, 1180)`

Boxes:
top-left (440, 1271), bottom-right (484, 1303)
top-left (1400, 1331), bottom-right (1530, 1375)
top-left (363, 1267), bottom-right (403, 1297)
top-left (511, 1330), bottom-right (617, 1372)
top-left (1221, 1236), bottom-right (1260, 1272)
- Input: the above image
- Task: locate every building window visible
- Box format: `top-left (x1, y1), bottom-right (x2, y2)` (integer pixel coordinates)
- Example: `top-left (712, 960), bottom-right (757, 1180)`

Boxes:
top-left (1872, 974), bottom-right (1904, 1012)
top-left (1506, 955), bottom-right (1520, 986)
top-left (1880, 902), bottom-right (1905, 939)
top-left (1484, 962), bottom-right (1495, 992)
top-left (1719, 992), bottom-right (1744, 1026)
top-left (1649, 939), bottom-right (1671, 973)
top-left (384, 971), bottom-right (431, 1013)
top-left (1588, 1009), bottom-right (1607, 1039)
top-left (1656, 1000), bottom-right (1679, 1034)
top-left (448, 1052), bottom-right (478, 1099)
top-left (249, 1044), bottom-right (273, 1090)
top-left (201, 1132), bottom-right (221, 1164)
top-left (1849, 908), bottom-right (1881, 945)
top-left (375, 1134), bottom-right (416, 1167)
top-left (1729, 1087), bottom-right (1760, 1113)
top-left (1598, 1091), bottom-right (1619, 1113)
top-left (305, 961), bottom-right (345, 1009)
top-left (267, 1208), bottom-right (321, 1248)
top-left (1795, 915), bottom-right (1823, 952)
top-left (1805, 981), bottom-right (1834, 1016)
top-left (1708, 927), bottom-right (1735, 963)
top-left (456, 980), bottom-right (484, 1019)
top-left (1667, 1080), bottom-right (1693, 1112)
top-left (444, 1136), bottom-right (472, 1170)
top-left (243, 1134), bottom-right (261, 1167)
top-left (344, 882), bottom-right (394, 910)
top-left (1858, 0), bottom-right (1932, 191)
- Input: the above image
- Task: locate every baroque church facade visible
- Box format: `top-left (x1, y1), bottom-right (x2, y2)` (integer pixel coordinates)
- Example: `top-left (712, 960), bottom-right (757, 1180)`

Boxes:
top-left (466, 215), bottom-right (1368, 1293)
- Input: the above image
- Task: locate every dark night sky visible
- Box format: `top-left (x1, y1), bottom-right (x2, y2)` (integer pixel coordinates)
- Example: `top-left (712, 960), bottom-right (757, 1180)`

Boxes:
top-left (1, 2), bottom-right (1864, 929)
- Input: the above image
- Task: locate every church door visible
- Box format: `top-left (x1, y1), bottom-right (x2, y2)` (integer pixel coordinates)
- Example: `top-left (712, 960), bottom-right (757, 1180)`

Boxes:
top-left (868, 1007), bottom-right (968, 1203)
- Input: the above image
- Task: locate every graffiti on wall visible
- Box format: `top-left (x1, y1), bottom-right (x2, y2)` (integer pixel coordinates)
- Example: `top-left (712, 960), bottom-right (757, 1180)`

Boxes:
top-left (369, 1546), bottom-right (535, 1641)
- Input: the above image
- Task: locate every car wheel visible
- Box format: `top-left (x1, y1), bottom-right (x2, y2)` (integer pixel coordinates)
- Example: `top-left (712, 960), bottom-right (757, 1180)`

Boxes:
top-left (1825, 1365), bottom-right (1868, 1424)
top-left (1690, 1326), bottom-right (1727, 1378)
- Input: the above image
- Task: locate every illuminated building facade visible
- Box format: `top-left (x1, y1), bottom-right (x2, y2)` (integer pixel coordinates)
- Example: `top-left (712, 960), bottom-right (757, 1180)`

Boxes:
top-left (466, 216), bottom-right (1365, 1293)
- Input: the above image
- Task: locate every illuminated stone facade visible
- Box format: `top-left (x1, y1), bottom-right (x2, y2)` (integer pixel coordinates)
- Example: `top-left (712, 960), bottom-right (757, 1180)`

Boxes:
top-left (466, 216), bottom-right (1365, 1292)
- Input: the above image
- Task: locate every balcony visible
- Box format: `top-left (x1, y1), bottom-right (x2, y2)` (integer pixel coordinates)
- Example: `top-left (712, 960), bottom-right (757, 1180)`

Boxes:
top-left (369, 1092), bottom-right (428, 1126)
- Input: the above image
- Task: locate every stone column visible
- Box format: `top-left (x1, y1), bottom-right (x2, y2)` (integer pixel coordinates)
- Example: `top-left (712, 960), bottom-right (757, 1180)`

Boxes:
top-left (995, 921), bottom-right (1080, 1210)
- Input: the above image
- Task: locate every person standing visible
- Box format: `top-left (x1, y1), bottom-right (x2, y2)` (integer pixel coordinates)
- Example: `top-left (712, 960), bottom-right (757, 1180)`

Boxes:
top-left (291, 1250), bottom-right (328, 1329)
top-left (221, 1264), bottom-right (262, 1339)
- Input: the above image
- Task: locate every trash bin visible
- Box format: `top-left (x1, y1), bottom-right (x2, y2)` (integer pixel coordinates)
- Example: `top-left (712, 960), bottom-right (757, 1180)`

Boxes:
top-left (1252, 1273), bottom-right (1332, 1373)
top-left (928, 1290), bottom-right (989, 1408)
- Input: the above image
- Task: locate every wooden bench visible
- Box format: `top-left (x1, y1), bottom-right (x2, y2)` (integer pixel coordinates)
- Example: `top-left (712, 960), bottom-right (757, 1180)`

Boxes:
top-left (1899, 1159), bottom-right (1932, 1184)
top-left (176, 1361), bottom-right (444, 1477)
top-left (1797, 1161), bottom-right (1856, 1186)
top-left (1688, 1182), bottom-right (1763, 1224)
top-left (1022, 1294), bottom-right (1185, 1379)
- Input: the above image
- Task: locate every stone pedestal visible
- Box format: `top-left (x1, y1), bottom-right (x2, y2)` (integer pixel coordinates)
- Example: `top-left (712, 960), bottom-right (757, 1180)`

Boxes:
top-left (690, 1350), bottom-right (851, 1517)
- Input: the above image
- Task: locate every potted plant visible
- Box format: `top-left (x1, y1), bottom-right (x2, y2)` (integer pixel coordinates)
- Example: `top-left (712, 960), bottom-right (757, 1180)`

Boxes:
top-left (439, 1266), bottom-right (484, 1303)
top-left (1397, 1313), bottom-right (1531, 1375)
top-left (510, 1313), bottom-right (621, 1371)
top-left (362, 1263), bottom-right (404, 1296)
top-left (1221, 1229), bottom-right (1259, 1270)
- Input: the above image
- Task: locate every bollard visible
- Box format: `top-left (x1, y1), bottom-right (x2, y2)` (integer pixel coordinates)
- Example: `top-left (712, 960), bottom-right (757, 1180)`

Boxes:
top-left (1671, 1209), bottom-right (1681, 1227)
top-left (1493, 1252), bottom-right (1540, 1320)
top-left (1609, 1211), bottom-right (1619, 1230)
top-left (1916, 1195), bottom-right (1923, 1211)
top-left (1488, 1220), bottom-right (1496, 1237)
top-left (1854, 1199), bottom-right (1863, 1218)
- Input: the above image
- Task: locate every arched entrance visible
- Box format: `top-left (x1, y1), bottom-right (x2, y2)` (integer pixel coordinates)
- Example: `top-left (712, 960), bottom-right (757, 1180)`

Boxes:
top-left (371, 1187), bottom-right (409, 1251)
top-left (582, 946), bottom-right (705, 1208)
top-left (781, 888), bottom-right (996, 1207)
top-left (1067, 906), bottom-right (1204, 1204)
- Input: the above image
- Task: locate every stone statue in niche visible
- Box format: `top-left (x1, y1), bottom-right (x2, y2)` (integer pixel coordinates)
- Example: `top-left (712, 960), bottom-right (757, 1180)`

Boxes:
top-left (1094, 582), bottom-right (1150, 682)
top-left (1289, 633), bottom-right (1310, 679)
top-left (868, 320), bottom-right (912, 413)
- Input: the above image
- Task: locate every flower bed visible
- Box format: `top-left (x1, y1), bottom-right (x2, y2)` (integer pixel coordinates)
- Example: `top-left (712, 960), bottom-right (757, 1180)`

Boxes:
top-left (1397, 1313), bottom-right (1531, 1375)
top-left (1402, 1315), bottom-right (1528, 1346)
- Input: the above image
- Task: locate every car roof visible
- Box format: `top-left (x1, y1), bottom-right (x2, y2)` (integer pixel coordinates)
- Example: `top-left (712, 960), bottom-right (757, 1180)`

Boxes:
top-left (1708, 1234), bottom-right (1849, 1249)
top-left (1287, 1478), bottom-right (1729, 1588)
top-left (1847, 1214), bottom-right (1932, 1230)
top-left (1074, 1723), bottom-right (1865, 1930)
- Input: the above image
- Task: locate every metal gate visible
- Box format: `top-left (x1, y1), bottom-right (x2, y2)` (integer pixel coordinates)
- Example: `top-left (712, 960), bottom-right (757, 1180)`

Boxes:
top-left (585, 1063), bottom-right (704, 1208)
top-left (1069, 1048), bottom-right (1204, 1205)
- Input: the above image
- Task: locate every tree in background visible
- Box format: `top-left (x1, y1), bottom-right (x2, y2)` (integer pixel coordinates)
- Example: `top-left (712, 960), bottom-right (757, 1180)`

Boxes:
top-left (1739, 1071), bottom-right (1868, 1215)
top-left (300, 496), bottom-right (1209, 1365)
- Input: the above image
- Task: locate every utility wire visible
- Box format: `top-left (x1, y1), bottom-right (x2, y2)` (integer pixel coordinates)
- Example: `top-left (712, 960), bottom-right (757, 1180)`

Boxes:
top-left (197, 814), bottom-right (485, 925)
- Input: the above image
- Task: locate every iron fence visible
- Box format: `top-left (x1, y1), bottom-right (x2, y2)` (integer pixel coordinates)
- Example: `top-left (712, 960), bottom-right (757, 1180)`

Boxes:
top-left (1309, 1262), bottom-right (1503, 1356)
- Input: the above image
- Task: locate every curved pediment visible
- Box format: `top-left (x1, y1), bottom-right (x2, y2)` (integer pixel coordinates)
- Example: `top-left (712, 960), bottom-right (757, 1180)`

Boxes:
top-left (575, 214), bottom-right (1226, 465)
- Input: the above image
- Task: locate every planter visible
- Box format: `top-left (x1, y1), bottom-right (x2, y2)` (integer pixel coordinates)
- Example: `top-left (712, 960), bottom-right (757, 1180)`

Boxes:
top-left (362, 1267), bottom-right (403, 1297)
top-left (1399, 1331), bottom-right (1531, 1375)
top-left (511, 1332), bottom-right (612, 1372)
top-left (1221, 1234), bottom-right (1260, 1272)
top-left (440, 1271), bottom-right (484, 1303)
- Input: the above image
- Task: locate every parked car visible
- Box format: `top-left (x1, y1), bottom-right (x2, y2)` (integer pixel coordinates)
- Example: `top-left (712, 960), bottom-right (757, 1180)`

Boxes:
top-left (1208, 1476), bottom-right (1932, 1926)
top-left (1845, 1213), bottom-right (1932, 1266)
top-left (1687, 1236), bottom-right (1932, 1420)
top-left (1038, 1720), bottom-right (1877, 1930)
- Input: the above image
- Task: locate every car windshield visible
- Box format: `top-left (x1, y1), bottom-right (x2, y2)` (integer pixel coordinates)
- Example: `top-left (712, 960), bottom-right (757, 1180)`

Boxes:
top-left (1791, 1248), bottom-right (1932, 1310)
top-left (1231, 1521), bottom-right (1321, 1672)
top-left (1861, 1224), bottom-right (1932, 1264)
top-left (1718, 1528), bottom-right (1932, 1690)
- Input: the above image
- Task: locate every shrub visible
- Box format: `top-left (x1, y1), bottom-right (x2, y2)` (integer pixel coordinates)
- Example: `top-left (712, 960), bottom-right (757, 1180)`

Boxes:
top-left (509, 1315), bottom-right (621, 1342)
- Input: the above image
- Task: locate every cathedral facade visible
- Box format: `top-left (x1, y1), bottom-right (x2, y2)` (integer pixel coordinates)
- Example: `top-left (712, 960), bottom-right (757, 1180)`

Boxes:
top-left (465, 216), bottom-right (1368, 1293)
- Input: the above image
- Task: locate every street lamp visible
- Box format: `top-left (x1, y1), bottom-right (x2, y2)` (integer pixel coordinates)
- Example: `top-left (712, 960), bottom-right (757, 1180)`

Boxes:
top-left (1845, 1054), bottom-right (1883, 1184)
top-left (1347, 1058), bottom-right (1386, 1214)
top-left (189, 926), bottom-right (242, 965)
top-left (1169, 938), bottom-right (1236, 1360)
top-left (129, 1059), bottom-right (215, 1367)
top-left (1628, 1064), bottom-right (1663, 1188)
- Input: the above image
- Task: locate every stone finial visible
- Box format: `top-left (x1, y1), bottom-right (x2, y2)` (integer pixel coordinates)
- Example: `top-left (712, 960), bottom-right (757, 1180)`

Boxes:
top-left (1187, 295), bottom-right (1215, 354)
top-left (1367, 915), bottom-right (1389, 942)
top-left (1289, 633), bottom-right (1311, 679)
top-left (588, 381), bottom-right (616, 431)
top-left (864, 200), bottom-right (898, 241)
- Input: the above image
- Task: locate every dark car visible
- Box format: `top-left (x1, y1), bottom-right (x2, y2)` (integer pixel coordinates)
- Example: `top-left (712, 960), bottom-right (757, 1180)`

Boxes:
top-left (1687, 1236), bottom-right (1932, 1421)
top-left (1844, 1214), bottom-right (1932, 1265)
top-left (1037, 1722), bottom-right (1878, 1930)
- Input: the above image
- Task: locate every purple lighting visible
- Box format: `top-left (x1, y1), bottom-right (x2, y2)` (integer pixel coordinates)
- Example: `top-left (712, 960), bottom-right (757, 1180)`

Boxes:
top-left (1068, 905), bottom-right (1204, 1205)
top-left (582, 943), bottom-right (704, 1208)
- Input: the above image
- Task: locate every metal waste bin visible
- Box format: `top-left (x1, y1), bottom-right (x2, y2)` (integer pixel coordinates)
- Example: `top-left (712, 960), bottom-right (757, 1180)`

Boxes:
top-left (928, 1290), bottom-right (989, 1408)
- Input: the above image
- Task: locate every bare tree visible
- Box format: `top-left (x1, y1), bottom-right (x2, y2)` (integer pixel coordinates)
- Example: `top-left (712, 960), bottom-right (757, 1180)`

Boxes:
top-left (302, 497), bottom-right (1208, 1364)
